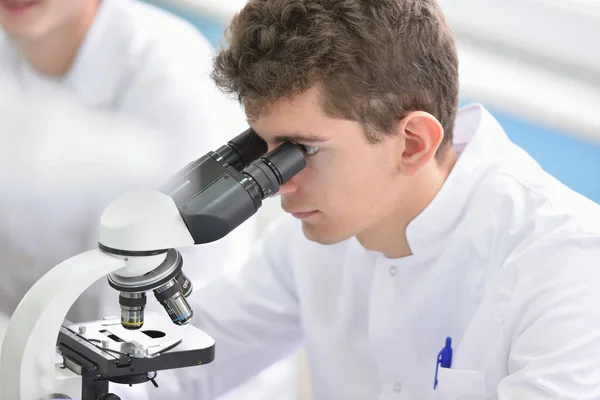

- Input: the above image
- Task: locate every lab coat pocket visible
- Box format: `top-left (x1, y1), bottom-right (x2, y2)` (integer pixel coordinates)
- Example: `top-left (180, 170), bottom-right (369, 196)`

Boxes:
top-left (434, 367), bottom-right (486, 400)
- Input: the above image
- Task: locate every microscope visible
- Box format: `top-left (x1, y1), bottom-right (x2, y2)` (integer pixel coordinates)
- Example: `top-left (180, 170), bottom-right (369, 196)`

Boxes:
top-left (0, 128), bottom-right (306, 400)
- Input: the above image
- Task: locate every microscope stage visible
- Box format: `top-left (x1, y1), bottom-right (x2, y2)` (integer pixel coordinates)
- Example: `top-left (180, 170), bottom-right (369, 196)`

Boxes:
top-left (57, 316), bottom-right (215, 384)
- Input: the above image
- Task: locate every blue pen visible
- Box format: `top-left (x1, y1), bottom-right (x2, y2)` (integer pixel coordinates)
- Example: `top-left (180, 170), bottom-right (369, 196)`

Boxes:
top-left (433, 337), bottom-right (453, 389)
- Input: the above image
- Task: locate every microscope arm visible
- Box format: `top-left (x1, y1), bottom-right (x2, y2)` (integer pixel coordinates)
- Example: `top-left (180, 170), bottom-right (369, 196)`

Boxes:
top-left (0, 250), bottom-right (127, 400)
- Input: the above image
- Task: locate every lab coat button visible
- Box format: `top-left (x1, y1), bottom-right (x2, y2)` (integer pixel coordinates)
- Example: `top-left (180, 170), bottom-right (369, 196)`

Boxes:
top-left (389, 266), bottom-right (398, 276)
top-left (394, 382), bottom-right (402, 392)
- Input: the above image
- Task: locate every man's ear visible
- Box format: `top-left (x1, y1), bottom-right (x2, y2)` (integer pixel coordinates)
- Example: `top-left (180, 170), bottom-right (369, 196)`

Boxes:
top-left (394, 111), bottom-right (444, 176)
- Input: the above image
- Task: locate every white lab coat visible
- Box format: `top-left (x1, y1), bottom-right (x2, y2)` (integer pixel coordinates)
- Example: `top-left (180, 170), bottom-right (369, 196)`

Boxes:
top-left (176, 104), bottom-right (600, 399)
top-left (0, 0), bottom-right (256, 397)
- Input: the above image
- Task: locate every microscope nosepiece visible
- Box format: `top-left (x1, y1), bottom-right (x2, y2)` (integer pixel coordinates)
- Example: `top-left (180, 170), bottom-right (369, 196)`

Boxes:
top-left (175, 270), bottom-right (193, 298)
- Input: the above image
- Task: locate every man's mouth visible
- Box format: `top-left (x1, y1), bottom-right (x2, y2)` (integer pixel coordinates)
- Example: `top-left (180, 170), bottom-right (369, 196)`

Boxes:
top-left (286, 209), bottom-right (318, 220)
top-left (0, 0), bottom-right (40, 13)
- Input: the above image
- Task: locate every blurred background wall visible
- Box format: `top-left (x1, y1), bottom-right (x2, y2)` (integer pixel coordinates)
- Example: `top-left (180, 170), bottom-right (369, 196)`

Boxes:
top-left (141, 0), bottom-right (600, 398)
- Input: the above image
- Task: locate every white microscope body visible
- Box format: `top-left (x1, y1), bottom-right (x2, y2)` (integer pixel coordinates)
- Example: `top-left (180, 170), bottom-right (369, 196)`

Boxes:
top-left (0, 129), bottom-right (306, 400)
top-left (0, 192), bottom-right (200, 400)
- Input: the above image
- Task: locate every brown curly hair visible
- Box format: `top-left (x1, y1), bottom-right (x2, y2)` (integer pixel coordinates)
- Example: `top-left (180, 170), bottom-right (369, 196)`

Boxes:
top-left (212, 0), bottom-right (459, 153)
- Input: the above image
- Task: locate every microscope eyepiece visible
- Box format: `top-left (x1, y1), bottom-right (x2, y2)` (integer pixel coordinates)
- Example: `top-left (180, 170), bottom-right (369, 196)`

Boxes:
top-left (243, 141), bottom-right (306, 198)
top-left (214, 128), bottom-right (268, 171)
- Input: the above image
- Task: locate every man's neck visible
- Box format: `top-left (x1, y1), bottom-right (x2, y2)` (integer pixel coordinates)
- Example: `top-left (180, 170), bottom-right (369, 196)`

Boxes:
top-left (18, 3), bottom-right (99, 77)
top-left (357, 148), bottom-right (458, 259)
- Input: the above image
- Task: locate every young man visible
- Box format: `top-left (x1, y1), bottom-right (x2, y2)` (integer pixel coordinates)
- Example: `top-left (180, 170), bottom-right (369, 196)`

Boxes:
top-left (177, 0), bottom-right (600, 398)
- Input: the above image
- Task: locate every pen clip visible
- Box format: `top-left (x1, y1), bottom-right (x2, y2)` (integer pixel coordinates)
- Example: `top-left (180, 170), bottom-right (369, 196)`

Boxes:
top-left (434, 351), bottom-right (443, 389)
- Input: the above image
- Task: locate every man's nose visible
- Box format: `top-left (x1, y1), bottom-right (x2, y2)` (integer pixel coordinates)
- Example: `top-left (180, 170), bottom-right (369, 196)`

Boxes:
top-left (276, 179), bottom-right (298, 196)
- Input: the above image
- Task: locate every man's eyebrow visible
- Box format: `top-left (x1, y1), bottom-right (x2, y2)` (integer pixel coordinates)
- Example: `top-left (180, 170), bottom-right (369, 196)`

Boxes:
top-left (272, 133), bottom-right (330, 144)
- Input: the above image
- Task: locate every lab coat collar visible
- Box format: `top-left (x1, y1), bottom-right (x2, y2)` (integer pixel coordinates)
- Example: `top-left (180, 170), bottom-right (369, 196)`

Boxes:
top-left (61, 0), bottom-right (134, 107)
top-left (405, 104), bottom-right (514, 255)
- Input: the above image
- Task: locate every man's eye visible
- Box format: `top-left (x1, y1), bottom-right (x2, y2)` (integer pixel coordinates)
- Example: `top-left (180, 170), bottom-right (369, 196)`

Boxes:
top-left (298, 144), bottom-right (320, 156)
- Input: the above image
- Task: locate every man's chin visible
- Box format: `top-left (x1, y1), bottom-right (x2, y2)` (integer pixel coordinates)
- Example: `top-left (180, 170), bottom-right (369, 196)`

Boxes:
top-left (300, 220), bottom-right (348, 245)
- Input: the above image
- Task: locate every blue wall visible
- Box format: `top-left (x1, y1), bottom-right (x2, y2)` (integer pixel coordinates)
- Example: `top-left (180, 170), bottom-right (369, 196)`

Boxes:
top-left (145, 1), bottom-right (226, 48)
top-left (152, 2), bottom-right (600, 204)
top-left (487, 107), bottom-right (600, 203)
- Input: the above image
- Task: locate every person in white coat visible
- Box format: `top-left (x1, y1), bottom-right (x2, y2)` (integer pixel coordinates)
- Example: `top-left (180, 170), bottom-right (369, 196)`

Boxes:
top-left (0, 0), bottom-right (254, 321)
top-left (0, 0), bottom-right (256, 397)
top-left (159, 0), bottom-right (600, 399)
